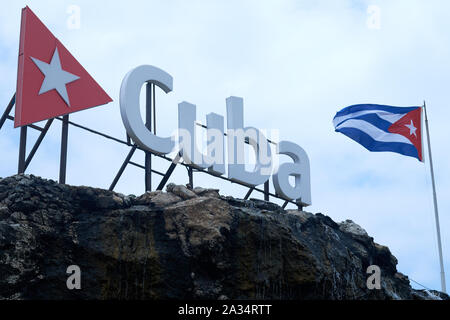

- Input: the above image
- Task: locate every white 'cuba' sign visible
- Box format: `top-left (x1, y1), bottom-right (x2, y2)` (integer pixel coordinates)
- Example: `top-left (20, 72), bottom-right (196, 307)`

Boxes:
top-left (120, 65), bottom-right (311, 206)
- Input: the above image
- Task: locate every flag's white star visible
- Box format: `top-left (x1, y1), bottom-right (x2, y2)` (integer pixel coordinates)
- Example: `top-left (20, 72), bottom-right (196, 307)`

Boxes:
top-left (405, 120), bottom-right (417, 137)
top-left (30, 47), bottom-right (80, 107)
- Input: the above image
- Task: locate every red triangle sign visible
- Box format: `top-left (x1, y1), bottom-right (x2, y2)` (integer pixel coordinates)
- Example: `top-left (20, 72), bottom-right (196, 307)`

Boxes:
top-left (15, 6), bottom-right (112, 127)
top-left (388, 107), bottom-right (423, 161)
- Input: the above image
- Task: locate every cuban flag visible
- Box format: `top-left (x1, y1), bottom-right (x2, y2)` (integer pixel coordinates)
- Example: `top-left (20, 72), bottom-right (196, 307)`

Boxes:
top-left (333, 104), bottom-right (423, 161)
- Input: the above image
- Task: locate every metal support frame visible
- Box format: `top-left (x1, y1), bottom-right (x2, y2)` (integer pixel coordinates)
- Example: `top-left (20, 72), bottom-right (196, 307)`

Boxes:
top-left (2, 93), bottom-right (304, 208)
top-left (112, 82), bottom-right (156, 192)
top-left (109, 145), bottom-right (138, 191)
top-left (24, 119), bottom-right (53, 171)
top-left (157, 162), bottom-right (177, 191)
top-left (152, 82), bottom-right (156, 135)
top-left (144, 82), bottom-right (153, 191)
top-left (7, 115), bottom-right (45, 132)
top-left (244, 187), bottom-right (254, 200)
top-left (187, 166), bottom-right (194, 189)
top-left (18, 126), bottom-right (27, 174)
top-left (264, 181), bottom-right (270, 201)
top-left (0, 94), bottom-right (15, 130)
top-left (157, 153), bottom-right (181, 191)
top-left (3, 94), bottom-right (54, 175)
top-left (59, 115), bottom-right (69, 184)
top-left (129, 161), bottom-right (165, 176)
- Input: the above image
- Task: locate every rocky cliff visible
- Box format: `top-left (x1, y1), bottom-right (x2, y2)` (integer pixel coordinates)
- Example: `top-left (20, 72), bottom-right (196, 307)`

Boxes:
top-left (0, 174), bottom-right (446, 300)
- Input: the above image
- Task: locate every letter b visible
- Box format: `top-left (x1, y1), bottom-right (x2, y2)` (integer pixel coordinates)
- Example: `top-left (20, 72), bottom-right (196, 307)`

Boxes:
top-left (226, 96), bottom-right (272, 187)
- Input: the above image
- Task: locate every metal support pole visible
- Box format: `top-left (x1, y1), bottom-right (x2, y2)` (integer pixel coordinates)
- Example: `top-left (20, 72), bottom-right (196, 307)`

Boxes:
top-left (187, 166), bottom-right (193, 189)
top-left (18, 126), bottom-right (27, 174)
top-left (24, 119), bottom-right (53, 171)
top-left (157, 154), bottom-right (181, 191)
top-left (244, 187), bottom-right (254, 200)
top-left (153, 82), bottom-right (156, 135)
top-left (157, 162), bottom-right (177, 191)
top-left (59, 115), bottom-right (69, 184)
top-left (264, 180), bottom-right (270, 201)
top-left (7, 116), bottom-right (46, 132)
top-left (109, 145), bottom-right (138, 191)
top-left (157, 163), bottom-right (175, 190)
top-left (0, 94), bottom-right (15, 130)
top-left (145, 82), bottom-right (152, 191)
top-left (282, 201), bottom-right (289, 209)
top-left (423, 101), bottom-right (446, 293)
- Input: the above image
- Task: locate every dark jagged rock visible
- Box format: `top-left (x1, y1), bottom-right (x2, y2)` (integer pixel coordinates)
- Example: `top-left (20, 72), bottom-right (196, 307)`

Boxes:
top-left (0, 174), bottom-right (447, 300)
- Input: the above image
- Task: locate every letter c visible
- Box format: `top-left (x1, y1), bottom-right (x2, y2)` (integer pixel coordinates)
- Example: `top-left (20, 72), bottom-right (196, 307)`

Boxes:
top-left (120, 65), bottom-right (174, 154)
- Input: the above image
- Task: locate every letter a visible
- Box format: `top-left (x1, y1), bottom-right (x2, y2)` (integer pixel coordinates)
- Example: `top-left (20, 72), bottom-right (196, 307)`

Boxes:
top-left (366, 265), bottom-right (381, 290)
top-left (66, 265), bottom-right (81, 290)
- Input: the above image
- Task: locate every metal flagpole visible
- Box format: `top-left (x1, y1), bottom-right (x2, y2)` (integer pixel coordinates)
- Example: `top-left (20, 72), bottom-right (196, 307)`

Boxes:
top-left (423, 101), bottom-right (446, 293)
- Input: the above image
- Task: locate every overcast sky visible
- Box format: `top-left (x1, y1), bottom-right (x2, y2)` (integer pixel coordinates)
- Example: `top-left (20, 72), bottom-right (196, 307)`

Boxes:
top-left (1, 0), bottom-right (449, 292)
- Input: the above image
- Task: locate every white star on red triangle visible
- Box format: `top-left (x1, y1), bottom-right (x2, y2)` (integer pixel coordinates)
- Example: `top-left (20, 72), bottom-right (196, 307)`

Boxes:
top-left (30, 47), bottom-right (80, 107)
top-left (405, 120), bottom-right (417, 137)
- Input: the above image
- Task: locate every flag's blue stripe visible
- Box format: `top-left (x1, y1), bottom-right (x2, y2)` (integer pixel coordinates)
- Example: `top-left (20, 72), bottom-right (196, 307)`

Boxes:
top-left (338, 113), bottom-right (393, 131)
top-left (335, 104), bottom-right (420, 118)
top-left (336, 127), bottom-right (419, 160)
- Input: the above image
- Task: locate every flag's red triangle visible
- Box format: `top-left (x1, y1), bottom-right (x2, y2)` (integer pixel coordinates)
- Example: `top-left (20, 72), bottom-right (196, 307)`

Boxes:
top-left (15, 6), bottom-right (112, 127)
top-left (388, 107), bottom-right (423, 161)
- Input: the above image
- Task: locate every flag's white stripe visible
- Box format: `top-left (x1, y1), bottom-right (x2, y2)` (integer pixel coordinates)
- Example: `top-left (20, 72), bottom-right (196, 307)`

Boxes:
top-left (333, 110), bottom-right (405, 128)
top-left (336, 119), bottom-right (412, 145)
